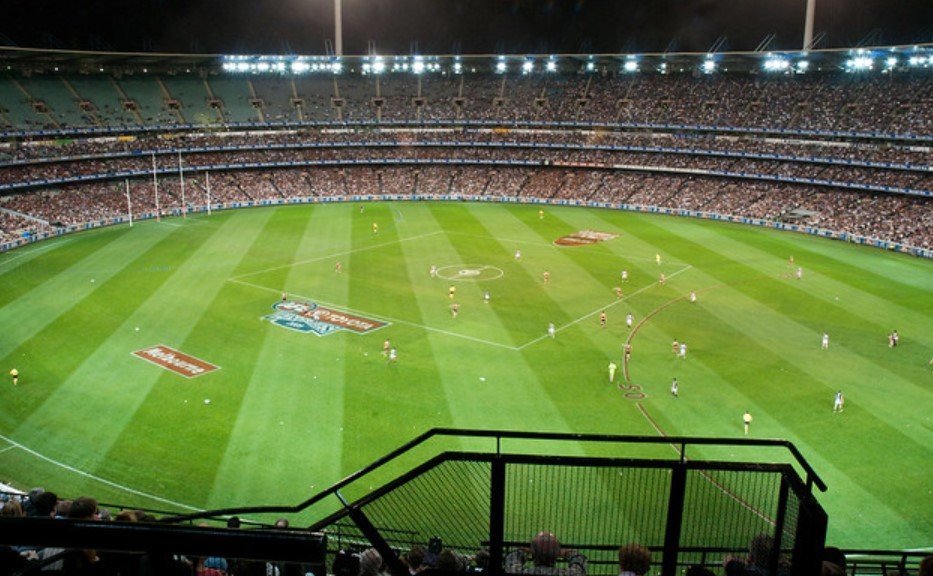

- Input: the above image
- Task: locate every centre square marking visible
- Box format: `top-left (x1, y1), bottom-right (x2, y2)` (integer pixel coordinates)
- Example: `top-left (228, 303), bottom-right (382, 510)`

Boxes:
top-left (263, 300), bottom-right (388, 336)
top-left (132, 345), bottom-right (220, 378)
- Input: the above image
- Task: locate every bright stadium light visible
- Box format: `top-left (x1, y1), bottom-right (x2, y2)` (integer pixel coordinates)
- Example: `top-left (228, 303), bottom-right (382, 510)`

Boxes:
top-left (702, 59), bottom-right (716, 74)
top-left (908, 55), bottom-right (925, 66)
top-left (522, 60), bottom-right (534, 74)
top-left (412, 56), bottom-right (425, 74)
top-left (885, 56), bottom-right (898, 69)
top-left (372, 57), bottom-right (386, 74)
top-left (586, 60), bottom-right (595, 72)
top-left (291, 61), bottom-right (311, 74)
top-left (546, 59), bottom-right (557, 72)
top-left (257, 62), bottom-right (270, 72)
top-left (763, 56), bottom-right (790, 72)
top-left (796, 60), bottom-right (810, 72)
top-left (623, 60), bottom-right (638, 73)
top-left (235, 62), bottom-right (250, 72)
top-left (331, 61), bottom-right (343, 74)
top-left (453, 62), bottom-right (463, 74)
top-left (845, 55), bottom-right (874, 71)
top-left (496, 58), bottom-right (507, 73)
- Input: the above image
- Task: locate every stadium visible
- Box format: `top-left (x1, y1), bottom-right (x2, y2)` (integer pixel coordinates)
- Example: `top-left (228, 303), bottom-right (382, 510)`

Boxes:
top-left (0, 2), bottom-right (932, 575)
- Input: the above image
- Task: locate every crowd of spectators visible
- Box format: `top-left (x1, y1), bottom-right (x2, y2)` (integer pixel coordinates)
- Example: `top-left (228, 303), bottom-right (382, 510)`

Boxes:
top-left (2, 162), bottom-right (930, 250)
top-left (5, 493), bottom-right (931, 576)
top-left (1, 79), bottom-right (929, 252)
top-left (3, 70), bottom-right (931, 135)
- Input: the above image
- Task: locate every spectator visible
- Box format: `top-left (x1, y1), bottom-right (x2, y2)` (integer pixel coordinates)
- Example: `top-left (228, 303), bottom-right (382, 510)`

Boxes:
top-left (919, 555), bottom-right (933, 576)
top-left (617, 543), bottom-right (651, 576)
top-left (821, 546), bottom-right (847, 575)
top-left (505, 531), bottom-right (586, 575)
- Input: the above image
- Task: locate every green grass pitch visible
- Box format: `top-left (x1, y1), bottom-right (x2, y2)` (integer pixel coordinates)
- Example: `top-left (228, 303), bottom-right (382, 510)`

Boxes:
top-left (0, 201), bottom-right (930, 549)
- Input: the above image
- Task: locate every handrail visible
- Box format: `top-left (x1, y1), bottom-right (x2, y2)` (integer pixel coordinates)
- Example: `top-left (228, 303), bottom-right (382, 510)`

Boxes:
top-left (161, 429), bottom-right (826, 524)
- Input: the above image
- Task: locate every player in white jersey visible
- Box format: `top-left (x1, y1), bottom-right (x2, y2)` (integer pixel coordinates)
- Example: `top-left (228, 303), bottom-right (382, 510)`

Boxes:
top-left (833, 391), bottom-right (845, 413)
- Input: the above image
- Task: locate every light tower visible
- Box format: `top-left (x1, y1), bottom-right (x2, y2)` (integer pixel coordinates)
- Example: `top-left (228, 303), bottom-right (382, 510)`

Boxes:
top-left (803, 0), bottom-right (816, 50)
top-left (335, 0), bottom-right (343, 56)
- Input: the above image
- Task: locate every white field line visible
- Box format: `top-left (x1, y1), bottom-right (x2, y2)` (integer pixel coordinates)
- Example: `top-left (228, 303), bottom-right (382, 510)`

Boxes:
top-left (518, 265), bottom-right (693, 350)
top-left (446, 230), bottom-right (682, 264)
top-left (0, 238), bottom-right (74, 271)
top-left (0, 432), bottom-right (201, 511)
top-left (230, 278), bottom-right (520, 351)
top-left (0, 445), bottom-right (16, 455)
top-left (232, 230), bottom-right (444, 281)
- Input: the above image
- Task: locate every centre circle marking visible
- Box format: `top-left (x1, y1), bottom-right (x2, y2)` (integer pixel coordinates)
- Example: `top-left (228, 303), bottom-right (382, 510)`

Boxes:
top-left (437, 265), bottom-right (504, 282)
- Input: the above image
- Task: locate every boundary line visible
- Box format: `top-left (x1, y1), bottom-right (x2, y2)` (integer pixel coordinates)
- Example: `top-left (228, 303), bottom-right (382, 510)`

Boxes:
top-left (0, 238), bottom-right (74, 272)
top-left (0, 432), bottom-right (201, 512)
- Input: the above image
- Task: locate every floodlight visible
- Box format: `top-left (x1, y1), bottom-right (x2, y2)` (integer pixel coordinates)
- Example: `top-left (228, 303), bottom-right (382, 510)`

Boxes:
top-left (546, 60), bottom-right (557, 72)
top-left (586, 61), bottom-right (595, 72)
top-left (522, 60), bottom-right (533, 74)
top-left (845, 56), bottom-right (873, 71)
top-left (453, 62), bottom-right (463, 74)
top-left (496, 60), bottom-right (507, 73)
top-left (763, 57), bottom-right (789, 71)
top-left (257, 62), bottom-right (270, 72)
top-left (885, 57), bottom-right (898, 68)
top-left (796, 60), bottom-right (809, 72)
top-left (623, 60), bottom-right (638, 73)
top-left (236, 62), bottom-right (249, 72)
top-left (372, 59), bottom-right (385, 74)
top-left (292, 61), bottom-right (311, 74)
top-left (702, 59), bottom-right (716, 73)
top-left (908, 55), bottom-right (924, 66)
top-left (331, 61), bottom-right (343, 74)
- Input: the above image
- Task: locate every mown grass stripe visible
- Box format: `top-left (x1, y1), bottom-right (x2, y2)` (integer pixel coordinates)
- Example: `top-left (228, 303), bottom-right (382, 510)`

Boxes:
top-left (0, 223), bottom-right (194, 432)
top-left (11, 210), bottom-right (273, 503)
top-left (0, 224), bottom-right (167, 360)
top-left (204, 205), bottom-right (349, 509)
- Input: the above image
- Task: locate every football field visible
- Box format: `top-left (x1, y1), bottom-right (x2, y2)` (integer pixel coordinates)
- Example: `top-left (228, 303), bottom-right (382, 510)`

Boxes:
top-left (0, 201), bottom-right (930, 549)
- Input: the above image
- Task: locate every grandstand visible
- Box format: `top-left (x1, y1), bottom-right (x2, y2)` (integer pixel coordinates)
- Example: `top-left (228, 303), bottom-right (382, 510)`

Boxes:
top-left (0, 45), bottom-right (931, 575)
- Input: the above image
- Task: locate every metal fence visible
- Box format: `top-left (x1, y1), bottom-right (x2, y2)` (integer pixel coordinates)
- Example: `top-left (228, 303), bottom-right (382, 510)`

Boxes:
top-left (1, 430), bottom-right (833, 576)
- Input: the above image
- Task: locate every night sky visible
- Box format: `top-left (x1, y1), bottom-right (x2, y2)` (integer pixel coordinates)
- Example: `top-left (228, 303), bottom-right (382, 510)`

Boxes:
top-left (0, 0), bottom-right (930, 55)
